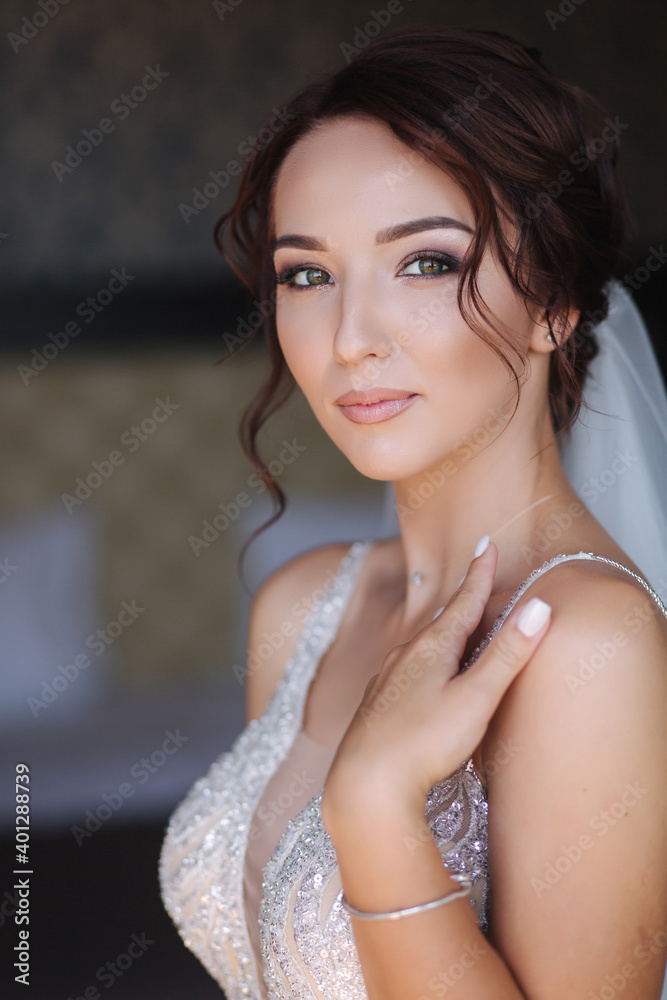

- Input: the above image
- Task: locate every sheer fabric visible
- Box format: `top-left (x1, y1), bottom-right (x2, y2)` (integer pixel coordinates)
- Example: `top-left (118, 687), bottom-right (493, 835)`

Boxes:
top-left (244, 731), bottom-right (336, 999)
top-left (160, 540), bottom-right (667, 999)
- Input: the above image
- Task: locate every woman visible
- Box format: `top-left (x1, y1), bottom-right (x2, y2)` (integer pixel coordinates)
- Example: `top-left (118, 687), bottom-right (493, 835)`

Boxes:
top-left (160, 26), bottom-right (667, 999)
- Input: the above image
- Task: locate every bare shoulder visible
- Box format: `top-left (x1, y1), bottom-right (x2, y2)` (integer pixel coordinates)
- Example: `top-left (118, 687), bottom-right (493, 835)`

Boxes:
top-left (518, 556), bottom-right (667, 677)
top-left (486, 556), bottom-right (667, 738)
top-left (481, 558), bottom-right (667, 990)
top-left (244, 540), bottom-right (357, 724)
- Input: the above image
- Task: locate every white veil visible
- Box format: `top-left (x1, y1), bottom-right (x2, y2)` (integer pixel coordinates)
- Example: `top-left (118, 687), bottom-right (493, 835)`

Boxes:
top-left (381, 279), bottom-right (667, 598)
top-left (559, 280), bottom-right (667, 597)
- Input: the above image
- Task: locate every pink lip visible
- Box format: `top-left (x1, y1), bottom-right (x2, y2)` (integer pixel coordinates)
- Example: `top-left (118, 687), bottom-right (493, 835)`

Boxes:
top-left (335, 389), bottom-right (419, 424)
top-left (335, 387), bottom-right (415, 406)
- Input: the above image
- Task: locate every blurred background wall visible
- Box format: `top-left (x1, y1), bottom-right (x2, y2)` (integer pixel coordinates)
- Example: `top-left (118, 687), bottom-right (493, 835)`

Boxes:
top-left (1, 1), bottom-right (665, 997)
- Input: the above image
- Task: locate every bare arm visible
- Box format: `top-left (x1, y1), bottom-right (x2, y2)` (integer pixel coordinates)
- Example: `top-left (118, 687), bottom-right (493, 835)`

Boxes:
top-left (482, 566), bottom-right (667, 998)
top-left (322, 550), bottom-right (667, 999)
top-left (244, 541), bottom-right (353, 724)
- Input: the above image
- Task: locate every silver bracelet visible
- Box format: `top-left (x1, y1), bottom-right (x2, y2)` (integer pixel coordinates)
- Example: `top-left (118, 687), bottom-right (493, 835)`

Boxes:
top-left (340, 872), bottom-right (472, 921)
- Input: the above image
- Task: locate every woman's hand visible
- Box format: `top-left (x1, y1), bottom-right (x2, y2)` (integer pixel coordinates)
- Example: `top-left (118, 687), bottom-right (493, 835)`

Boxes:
top-left (321, 538), bottom-right (552, 829)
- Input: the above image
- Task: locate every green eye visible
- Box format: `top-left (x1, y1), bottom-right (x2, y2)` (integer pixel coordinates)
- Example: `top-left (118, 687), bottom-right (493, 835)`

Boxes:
top-left (401, 257), bottom-right (450, 276)
top-left (293, 267), bottom-right (333, 286)
top-left (275, 250), bottom-right (458, 290)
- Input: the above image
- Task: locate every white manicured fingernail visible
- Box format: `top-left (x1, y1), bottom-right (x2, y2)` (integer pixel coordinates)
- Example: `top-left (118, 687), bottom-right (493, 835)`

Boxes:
top-left (516, 597), bottom-right (552, 637)
top-left (474, 534), bottom-right (490, 558)
top-left (431, 605), bottom-right (446, 622)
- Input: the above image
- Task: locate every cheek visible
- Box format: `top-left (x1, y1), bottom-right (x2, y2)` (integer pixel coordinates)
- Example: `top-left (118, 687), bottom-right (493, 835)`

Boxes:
top-left (409, 290), bottom-right (512, 414)
top-left (276, 299), bottom-right (328, 398)
top-left (410, 263), bottom-right (529, 420)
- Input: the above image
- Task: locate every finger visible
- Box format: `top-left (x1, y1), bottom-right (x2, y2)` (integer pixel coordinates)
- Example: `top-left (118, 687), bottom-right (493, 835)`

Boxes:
top-left (433, 535), bottom-right (497, 619)
top-left (409, 540), bottom-right (497, 680)
top-left (425, 537), bottom-right (498, 665)
top-left (362, 671), bottom-right (380, 698)
top-left (461, 595), bottom-right (552, 708)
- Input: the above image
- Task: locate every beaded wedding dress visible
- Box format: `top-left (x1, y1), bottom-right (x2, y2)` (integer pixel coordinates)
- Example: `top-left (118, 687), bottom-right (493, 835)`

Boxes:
top-left (159, 537), bottom-right (667, 1000)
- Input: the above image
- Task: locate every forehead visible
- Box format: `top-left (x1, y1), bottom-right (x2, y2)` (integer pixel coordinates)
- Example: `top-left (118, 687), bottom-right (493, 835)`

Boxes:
top-left (271, 116), bottom-right (476, 236)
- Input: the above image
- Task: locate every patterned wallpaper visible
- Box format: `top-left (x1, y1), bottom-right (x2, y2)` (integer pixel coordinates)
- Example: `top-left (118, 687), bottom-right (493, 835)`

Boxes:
top-left (2, 0), bottom-right (665, 290)
top-left (0, 348), bottom-right (377, 685)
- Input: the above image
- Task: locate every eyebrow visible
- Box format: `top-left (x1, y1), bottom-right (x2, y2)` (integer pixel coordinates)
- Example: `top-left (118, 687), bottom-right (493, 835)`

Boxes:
top-left (271, 216), bottom-right (474, 255)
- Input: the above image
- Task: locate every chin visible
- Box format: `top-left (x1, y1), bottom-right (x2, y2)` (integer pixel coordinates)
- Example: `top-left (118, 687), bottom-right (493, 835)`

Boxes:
top-left (318, 407), bottom-right (455, 482)
top-left (337, 440), bottom-right (443, 483)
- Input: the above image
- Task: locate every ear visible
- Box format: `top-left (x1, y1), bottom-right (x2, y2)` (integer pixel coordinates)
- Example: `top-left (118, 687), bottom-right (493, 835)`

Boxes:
top-left (528, 305), bottom-right (580, 354)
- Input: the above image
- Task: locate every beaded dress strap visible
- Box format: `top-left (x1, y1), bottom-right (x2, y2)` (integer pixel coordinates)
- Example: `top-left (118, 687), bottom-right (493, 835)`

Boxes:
top-left (280, 539), bottom-right (374, 696)
top-left (462, 550), bottom-right (667, 671)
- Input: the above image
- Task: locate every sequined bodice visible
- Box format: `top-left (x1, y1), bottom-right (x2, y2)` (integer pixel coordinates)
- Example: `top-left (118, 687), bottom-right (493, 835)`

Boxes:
top-left (159, 540), bottom-right (667, 1000)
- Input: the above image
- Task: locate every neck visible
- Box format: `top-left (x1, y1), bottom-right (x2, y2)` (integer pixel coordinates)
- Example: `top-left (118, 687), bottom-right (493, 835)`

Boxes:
top-left (388, 406), bottom-right (579, 632)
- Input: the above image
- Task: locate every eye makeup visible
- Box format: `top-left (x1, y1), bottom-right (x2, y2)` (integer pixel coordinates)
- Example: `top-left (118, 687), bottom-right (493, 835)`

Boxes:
top-left (274, 248), bottom-right (462, 289)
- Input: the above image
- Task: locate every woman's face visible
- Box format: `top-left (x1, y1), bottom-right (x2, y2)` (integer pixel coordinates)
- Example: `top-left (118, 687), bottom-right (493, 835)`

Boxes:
top-left (271, 115), bottom-right (548, 482)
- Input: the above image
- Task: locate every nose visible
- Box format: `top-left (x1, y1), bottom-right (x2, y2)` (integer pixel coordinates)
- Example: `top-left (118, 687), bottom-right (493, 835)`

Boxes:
top-left (331, 279), bottom-right (394, 369)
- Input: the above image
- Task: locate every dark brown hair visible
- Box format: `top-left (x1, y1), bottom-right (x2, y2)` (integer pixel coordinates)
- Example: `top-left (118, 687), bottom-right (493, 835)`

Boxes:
top-left (214, 24), bottom-right (630, 573)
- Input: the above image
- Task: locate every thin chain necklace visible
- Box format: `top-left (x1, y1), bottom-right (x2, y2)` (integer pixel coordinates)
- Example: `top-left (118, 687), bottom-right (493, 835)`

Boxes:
top-left (409, 491), bottom-right (570, 586)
